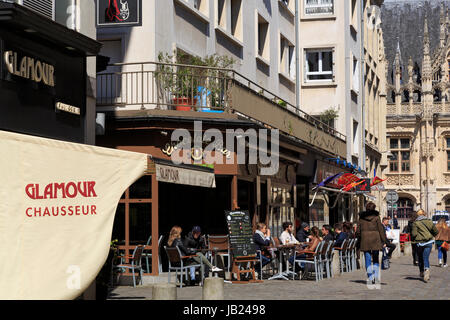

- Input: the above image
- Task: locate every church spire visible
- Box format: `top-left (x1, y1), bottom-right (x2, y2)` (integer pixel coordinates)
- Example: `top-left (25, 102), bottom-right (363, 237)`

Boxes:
top-left (440, 2), bottom-right (446, 47)
top-left (423, 16), bottom-right (430, 55)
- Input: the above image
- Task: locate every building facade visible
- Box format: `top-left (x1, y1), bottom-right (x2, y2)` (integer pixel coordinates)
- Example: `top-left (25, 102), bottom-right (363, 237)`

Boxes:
top-left (298, 0), bottom-right (387, 219)
top-left (383, 2), bottom-right (450, 226)
top-left (94, 0), bottom-right (355, 277)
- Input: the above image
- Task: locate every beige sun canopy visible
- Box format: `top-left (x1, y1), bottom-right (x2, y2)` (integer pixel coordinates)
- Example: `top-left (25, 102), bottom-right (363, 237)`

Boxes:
top-left (0, 130), bottom-right (148, 300)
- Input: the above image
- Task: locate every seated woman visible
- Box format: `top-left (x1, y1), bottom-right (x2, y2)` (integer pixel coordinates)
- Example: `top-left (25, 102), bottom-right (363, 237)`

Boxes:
top-left (253, 223), bottom-right (273, 277)
top-left (289, 226), bottom-right (321, 270)
top-left (167, 225), bottom-right (221, 286)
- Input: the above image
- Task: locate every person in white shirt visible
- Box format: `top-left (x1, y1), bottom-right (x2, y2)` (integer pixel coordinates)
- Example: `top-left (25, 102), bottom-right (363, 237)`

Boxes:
top-left (279, 221), bottom-right (300, 245)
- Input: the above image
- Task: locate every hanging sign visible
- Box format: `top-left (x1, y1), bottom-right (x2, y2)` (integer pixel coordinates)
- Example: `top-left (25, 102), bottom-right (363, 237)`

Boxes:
top-left (97, 0), bottom-right (142, 27)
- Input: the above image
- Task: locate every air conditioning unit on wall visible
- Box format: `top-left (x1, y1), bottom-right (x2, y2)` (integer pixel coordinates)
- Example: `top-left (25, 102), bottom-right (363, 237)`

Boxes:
top-left (17, 0), bottom-right (55, 20)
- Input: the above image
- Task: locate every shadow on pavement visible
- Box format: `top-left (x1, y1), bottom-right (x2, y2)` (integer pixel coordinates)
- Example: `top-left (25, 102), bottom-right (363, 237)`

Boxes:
top-left (349, 280), bottom-right (387, 286)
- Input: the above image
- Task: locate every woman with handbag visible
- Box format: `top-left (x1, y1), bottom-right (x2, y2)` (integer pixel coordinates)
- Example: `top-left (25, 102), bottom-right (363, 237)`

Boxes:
top-left (435, 218), bottom-right (450, 268)
top-left (411, 209), bottom-right (439, 282)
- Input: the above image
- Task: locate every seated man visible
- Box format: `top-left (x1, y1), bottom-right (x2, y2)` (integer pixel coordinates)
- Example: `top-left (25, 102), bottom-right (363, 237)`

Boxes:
top-left (253, 223), bottom-right (272, 277)
top-left (296, 222), bottom-right (311, 243)
top-left (382, 217), bottom-right (397, 258)
top-left (334, 223), bottom-right (348, 248)
top-left (279, 221), bottom-right (300, 245)
top-left (183, 226), bottom-right (208, 283)
top-left (321, 224), bottom-right (334, 242)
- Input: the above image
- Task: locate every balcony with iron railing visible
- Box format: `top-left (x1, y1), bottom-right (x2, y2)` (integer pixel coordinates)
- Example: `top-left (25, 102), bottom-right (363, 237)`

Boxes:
top-left (96, 61), bottom-right (347, 157)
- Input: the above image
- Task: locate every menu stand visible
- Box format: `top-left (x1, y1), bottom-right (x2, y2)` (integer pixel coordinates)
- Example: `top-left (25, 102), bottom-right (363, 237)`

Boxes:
top-left (231, 255), bottom-right (263, 284)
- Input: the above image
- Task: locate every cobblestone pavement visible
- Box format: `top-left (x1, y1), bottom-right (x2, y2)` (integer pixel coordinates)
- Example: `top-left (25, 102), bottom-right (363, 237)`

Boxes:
top-left (107, 250), bottom-right (449, 300)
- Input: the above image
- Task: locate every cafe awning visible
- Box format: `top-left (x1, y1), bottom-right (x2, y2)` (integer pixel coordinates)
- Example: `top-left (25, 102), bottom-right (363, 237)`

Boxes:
top-left (0, 130), bottom-right (148, 299)
top-left (152, 158), bottom-right (216, 188)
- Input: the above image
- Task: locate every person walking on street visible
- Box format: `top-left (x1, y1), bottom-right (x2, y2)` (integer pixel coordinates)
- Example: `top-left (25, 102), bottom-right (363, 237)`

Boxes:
top-left (406, 212), bottom-right (419, 265)
top-left (435, 218), bottom-right (450, 268)
top-left (356, 202), bottom-right (387, 285)
top-left (411, 209), bottom-right (438, 282)
top-left (393, 214), bottom-right (399, 230)
top-left (382, 217), bottom-right (397, 259)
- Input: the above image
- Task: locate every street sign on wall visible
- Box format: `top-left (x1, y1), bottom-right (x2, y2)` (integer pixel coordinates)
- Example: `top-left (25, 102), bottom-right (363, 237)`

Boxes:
top-left (97, 0), bottom-right (142, 27)
top-left (386, 190), bottom-right (399, 203)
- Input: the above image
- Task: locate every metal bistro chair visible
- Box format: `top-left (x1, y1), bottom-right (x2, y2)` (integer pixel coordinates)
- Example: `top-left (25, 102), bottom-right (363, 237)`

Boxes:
top-left (350, 239), bottom-right (358, 272)
top-left (207, 235), bottom-right (231, 273)
top-left (333, 239), bottom-right (347, 274)
top-left (326, 240), bottom-right (336, 278)
top-left (114, 245), bottom-right (145, 288)
top-left (340, 239), bottom-right (351, 273)
top-left (164, 246), bottom-right (204, 288)
top-left (292, 241), bottom-right (323, 282)
top-left (141, 235), bottom-right (152, 274)
top-left (141, 235), bottom-right (164, 274)
top-left (318, 241), bottom-right (333, 279)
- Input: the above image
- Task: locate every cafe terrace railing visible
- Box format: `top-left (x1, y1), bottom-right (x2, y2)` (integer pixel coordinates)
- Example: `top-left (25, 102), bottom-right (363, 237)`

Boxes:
top-left (96, 61), bottom-right (347, 144)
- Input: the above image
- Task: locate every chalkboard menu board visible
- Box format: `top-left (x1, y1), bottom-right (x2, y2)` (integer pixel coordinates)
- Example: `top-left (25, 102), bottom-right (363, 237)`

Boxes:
top-left (225, 210), bottom-right (257, 257)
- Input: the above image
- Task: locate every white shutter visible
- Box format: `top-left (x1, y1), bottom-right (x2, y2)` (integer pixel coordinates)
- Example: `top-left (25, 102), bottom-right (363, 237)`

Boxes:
top-left (22, 0), bottom-right (54, 20)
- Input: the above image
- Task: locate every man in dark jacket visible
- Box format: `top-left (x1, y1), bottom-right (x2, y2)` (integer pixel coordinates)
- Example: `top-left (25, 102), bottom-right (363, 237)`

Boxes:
top-left (183, 226), bottom-right (207, 251)
top-left (356, 202), bottom-right (387, 285)
top-left (296, 222), bottom-right (311, 242)
top-left (321, 225), bottom-right (334, 242)
top-left (334, 223), bottom-right (348, 247)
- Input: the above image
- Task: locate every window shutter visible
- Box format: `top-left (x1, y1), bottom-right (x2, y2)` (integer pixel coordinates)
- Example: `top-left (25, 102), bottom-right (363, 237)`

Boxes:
top-left (22, 0), bottom-right (54, 20)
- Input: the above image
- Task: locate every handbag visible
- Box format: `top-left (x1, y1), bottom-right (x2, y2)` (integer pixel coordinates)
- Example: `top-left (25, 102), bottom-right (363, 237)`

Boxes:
top-left (381, 248), bottom-right (390, 270)
top-left (441, 241), bottom-right (449, 251)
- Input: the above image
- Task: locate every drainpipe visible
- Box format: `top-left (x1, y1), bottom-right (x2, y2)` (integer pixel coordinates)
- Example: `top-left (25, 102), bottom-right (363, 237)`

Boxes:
top-left (295, 0), bottom-right (300, 111)
top-left (360, 1), bottom-right (366, 175)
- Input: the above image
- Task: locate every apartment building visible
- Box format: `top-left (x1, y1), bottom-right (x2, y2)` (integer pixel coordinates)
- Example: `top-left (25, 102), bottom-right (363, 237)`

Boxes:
top-left (97, 0), bottom-right (298, 109)
top-left (299, 0), bottom-right (380, 164)
top-left (94, 0), bottom-right (355, 277)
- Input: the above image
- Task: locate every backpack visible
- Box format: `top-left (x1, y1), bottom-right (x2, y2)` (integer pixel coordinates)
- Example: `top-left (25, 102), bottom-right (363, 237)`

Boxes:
top-left (381, 248), bottom-right (390, 270)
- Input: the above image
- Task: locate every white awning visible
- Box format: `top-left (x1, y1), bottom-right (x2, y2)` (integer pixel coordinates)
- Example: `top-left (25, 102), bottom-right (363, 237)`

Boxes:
top-left (0, 130), bottom-right (148, 299)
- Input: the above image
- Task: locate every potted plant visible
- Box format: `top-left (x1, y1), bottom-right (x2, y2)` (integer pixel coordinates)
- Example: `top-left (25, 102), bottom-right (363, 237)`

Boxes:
top-left (318, 108), bottom-right (339, 132)
top-left (157, 51), bottom-right (235, 111)
top-left (95, 239), bottom-right (119, 300)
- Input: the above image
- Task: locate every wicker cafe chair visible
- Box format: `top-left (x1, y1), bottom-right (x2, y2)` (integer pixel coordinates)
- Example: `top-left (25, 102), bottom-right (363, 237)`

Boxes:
top-left (164, 246), bottom-right (203, 288)
top-left (114, 245), bottom-right (145, 288)
top-left (207, 235), bottom-right (231, 273)
top-left (292, 241), bottom-right (323, 282)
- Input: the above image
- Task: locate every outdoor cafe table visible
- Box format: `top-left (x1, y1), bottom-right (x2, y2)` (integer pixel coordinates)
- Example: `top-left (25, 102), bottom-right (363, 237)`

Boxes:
top-left (267, 243), bottom-right (308, 281)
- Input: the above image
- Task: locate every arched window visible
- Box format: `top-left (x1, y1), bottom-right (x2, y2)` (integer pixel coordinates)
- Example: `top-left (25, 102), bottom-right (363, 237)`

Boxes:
top-left (396, 197), bottom-right (414, 219)
top-left (446, 198), bottom-right (450, 212)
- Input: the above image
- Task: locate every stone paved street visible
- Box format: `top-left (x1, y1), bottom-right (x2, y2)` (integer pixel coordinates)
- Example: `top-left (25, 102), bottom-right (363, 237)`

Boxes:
top-left (108, 250), bottom-right (449, 300)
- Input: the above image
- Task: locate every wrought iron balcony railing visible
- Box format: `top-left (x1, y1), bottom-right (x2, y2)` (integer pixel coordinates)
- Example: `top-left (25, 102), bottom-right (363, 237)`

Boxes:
top-left (96, 61), bottom-right (346, 142)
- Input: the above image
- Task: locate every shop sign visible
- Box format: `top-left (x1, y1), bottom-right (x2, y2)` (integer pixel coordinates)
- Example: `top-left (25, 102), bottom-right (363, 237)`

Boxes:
top-left (55, 102), bottom-right (80, 115)
top-left (155, 163), bottom-right (216, 188)
top-left (313, 159), bottom-right (343, 188)
top-left (161, 140), bottom-right (231, 160)
top-left (355, 178), bottom-right (371, 194)
top-left (3, 50), bottom-right (55, 87)
top-left (97, 0), bottom-right (142, 27)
